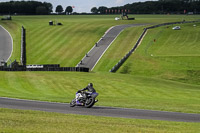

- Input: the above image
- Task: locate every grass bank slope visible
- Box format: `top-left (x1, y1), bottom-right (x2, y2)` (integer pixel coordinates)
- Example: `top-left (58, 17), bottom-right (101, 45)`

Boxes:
top-left (94, 15), bottom-right (199, 72)
top-left (0, 15), bottom-right (198, 66)
top-left (117, 22), bottom-right (200, 85)
top-left (93, 26), bottom-right (145, 72)
top-left (1, 15), bottom-right (137, 66)
top-left (0, 71), bottom-right (199, 113)
top-left (0, 108), bottom-right (199, 133)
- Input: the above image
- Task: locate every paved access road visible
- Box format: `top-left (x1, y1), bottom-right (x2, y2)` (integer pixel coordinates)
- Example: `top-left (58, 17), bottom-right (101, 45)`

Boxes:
top-left (77, 24), bottom-right (147, 70)
top-left (0, 26), bottom-right (12, 63)
top-left (0, 97), bottom-right (200, 122)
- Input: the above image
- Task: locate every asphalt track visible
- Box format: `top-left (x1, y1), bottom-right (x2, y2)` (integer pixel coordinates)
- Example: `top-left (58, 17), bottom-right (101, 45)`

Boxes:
top-left (0, 97), bottom-right (200, 122)
top-left (77, 24), bottom-right (147, 70)
top-left (0, 25), bottom-right (12, 63)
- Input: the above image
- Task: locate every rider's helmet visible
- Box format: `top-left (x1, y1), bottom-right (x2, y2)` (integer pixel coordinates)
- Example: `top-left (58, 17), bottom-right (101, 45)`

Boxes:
top-left (88, 83), bottom-right (93, 87)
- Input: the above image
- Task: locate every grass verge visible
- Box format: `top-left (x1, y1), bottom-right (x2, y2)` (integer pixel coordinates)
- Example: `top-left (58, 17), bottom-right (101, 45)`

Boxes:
top-left (0, 108), bottom-right (199, 133)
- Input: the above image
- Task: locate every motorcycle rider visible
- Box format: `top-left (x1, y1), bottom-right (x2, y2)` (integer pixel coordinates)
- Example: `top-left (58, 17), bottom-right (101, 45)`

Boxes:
top-left (70, 83), bottom-right (98, 107)
top-left (77, 83), bottom-right (97, 101)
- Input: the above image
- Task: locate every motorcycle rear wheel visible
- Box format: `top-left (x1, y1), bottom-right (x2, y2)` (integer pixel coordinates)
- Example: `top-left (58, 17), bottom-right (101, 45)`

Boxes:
top-left (85, 98), bottom-right (95, 108)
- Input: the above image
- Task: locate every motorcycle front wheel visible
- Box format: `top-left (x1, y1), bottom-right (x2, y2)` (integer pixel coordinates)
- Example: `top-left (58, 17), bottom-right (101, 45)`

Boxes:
top-left (70, 99), bottom-right (76, 107)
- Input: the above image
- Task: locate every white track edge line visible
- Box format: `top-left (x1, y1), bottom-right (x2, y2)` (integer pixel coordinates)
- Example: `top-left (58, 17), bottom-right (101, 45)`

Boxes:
top-left (91, 29), bottom-right (124, 71)
top-left (75, 26), bottom-right (114, 67)
top-left (91, 24), bottom-right (148, 71)
top-left (0, 25), bottom-right (13, 62)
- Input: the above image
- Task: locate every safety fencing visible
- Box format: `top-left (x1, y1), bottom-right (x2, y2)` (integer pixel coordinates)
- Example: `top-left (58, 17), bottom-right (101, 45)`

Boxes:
top-left (110, 20), bottom-right (199, 72)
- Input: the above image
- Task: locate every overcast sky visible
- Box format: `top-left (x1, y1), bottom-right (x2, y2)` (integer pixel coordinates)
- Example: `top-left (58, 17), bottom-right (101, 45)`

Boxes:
top-left (0, 0), bottom-right (154, 13)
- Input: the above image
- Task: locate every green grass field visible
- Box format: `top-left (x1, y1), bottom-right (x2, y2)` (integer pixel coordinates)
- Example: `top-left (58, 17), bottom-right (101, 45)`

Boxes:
top-left (0, 15), bottom-right (200, 132)
top-left (116, 23), bottom-right (200, 85)
top-left (0, 108), bottom-right (199, 133)
top-left (0, 15), bottom-right (199, 66)
top-left (1, 15), bottom-right (140, 66)
top-left (0, 71), bottom-right (199, 114)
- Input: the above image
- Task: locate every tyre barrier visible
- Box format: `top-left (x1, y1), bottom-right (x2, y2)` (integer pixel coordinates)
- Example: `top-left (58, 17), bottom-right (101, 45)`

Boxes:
top-left (110, 20), bottom-right (199, 72)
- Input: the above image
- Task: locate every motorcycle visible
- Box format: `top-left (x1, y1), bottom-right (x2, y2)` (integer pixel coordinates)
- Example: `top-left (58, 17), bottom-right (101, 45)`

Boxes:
top-left (70, 91), bottom-right (98, 108)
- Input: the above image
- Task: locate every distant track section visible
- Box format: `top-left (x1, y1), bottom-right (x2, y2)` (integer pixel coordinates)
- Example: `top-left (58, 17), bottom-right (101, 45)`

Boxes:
top-left (77, 24), bottom-right (147, 71)
top-left (0, 25), bottom-right (13, 62)
top-left (0, 97), bottom-right (200, 122)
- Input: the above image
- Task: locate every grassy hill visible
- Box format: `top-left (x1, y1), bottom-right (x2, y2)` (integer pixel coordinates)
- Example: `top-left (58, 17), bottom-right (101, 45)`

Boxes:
top-left (1, 15), bottom-right (138, 66)
top-left (0, 15), bottom-right (199, 66)
top-left (117, 23), bottom-right (200, 85)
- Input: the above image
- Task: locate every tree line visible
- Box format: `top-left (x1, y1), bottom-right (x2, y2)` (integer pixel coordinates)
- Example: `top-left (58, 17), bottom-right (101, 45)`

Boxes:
top-left (0, 1), bottom-right (74, 15)
top-left (0, 1), bottom-right (53, 15)
top-left (1, 0), bottom-right (200, 15)
top-left (91, 0), bottom-right (200, 14)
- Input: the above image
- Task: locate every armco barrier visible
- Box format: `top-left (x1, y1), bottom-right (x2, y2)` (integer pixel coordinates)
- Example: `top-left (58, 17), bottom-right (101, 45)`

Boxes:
top-left (21, 26), bottom-right (26, 66)
top-left (110, 28), bottom-right (147, 72)
top-left (110, 20), bottom-right (199, 72)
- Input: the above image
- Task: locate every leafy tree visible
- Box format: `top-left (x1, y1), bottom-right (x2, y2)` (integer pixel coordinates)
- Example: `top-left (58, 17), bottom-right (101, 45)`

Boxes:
top-left (55, 5), bottom-right (63, 14)
top-left (44, 2), bottom-right (53, 13)
top-left (36, 6), bottom-right (48, 15)
top-left (0, 1), bottom-right (53, 15)
top-left (91, 7), bottom-right (98, 14)
top-left (65, 6), bottom-right (73, 14)
top-left (1, 0), bottom-right (200, 15)
top-left (98, 6), bottom-right (107, 14)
